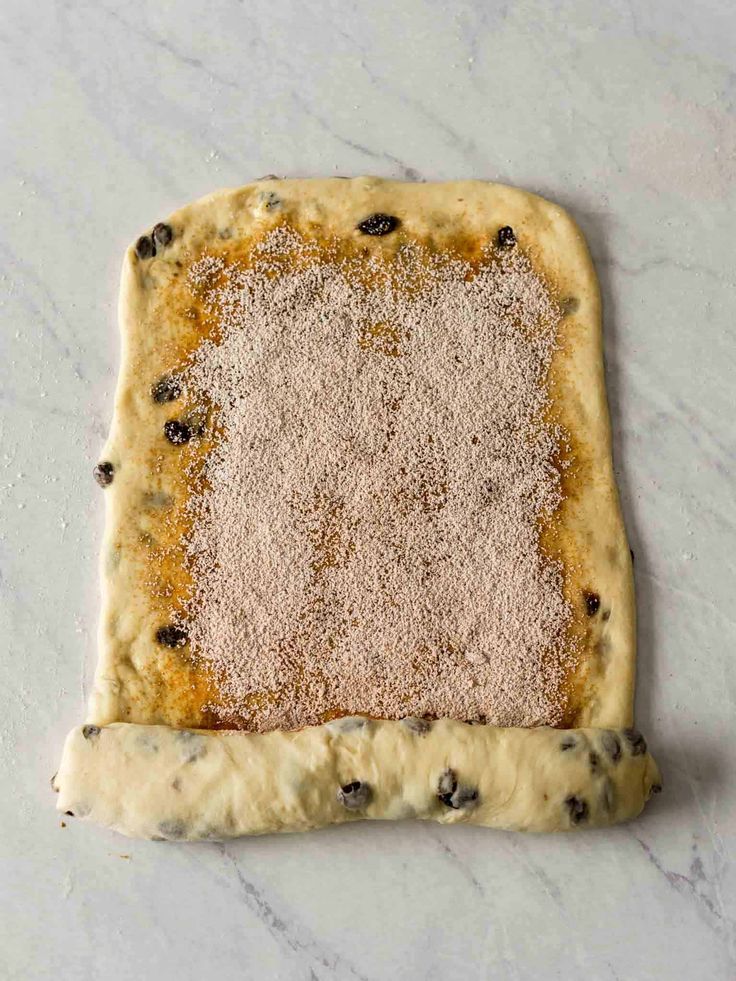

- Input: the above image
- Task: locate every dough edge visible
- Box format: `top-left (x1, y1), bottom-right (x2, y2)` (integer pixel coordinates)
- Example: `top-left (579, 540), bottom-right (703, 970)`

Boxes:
top-left (54, 720), bottom-right (661, 839)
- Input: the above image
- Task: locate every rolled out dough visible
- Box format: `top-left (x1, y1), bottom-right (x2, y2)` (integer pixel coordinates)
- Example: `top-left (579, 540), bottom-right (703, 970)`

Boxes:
top-left (54, 178), bottom-right (661, 838)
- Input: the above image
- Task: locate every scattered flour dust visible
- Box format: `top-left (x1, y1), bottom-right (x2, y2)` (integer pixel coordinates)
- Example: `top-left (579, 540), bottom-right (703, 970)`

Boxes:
top-left (179, 227), bottom-right (574, 731)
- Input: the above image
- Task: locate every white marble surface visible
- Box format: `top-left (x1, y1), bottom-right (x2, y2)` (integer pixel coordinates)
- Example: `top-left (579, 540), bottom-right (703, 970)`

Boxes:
top-left (1, 0), bottom-right (735, 977)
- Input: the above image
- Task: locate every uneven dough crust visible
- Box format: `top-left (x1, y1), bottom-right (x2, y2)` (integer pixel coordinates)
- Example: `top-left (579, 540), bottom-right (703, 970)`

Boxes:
top-left (55, 178), bottom-right (658, 837)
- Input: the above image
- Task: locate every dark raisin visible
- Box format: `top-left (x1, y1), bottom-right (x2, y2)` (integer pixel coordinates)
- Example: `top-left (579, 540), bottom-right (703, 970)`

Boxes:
top-left (135, 235), bottom-right (155, 260)
top-left (82, 725), bottom-right (101, 741)
top-left (497, 226), bottom-right (516, 248)
top-left (630, 548), bottom-right (635, 564)
top-left (152, 223), bottom-right (173, 248)
top-left (65, 810), bottom-right (74, 817)
top-left (560, 735), bottom-right (577, 751)
top-left (357, 213), bottom-right (400, 236)
top-left (156, 625), bottom-right (188, 648)
top-left (337, 780), bottom-right (372, 810)
top-left (589, 751), bottom-right (600, 774)
top-left (600, 731), bottom-right (622, 763)
top-left (623, 728), bottom-right (647, 756)
top-left (164, 420), bottom-right (193, 445)
top-left (437, 769), bottom-right (478, 809)
top-left (651, 783), bottom-right (663, 795)
top-left (151, 375), bottom-right (182, 403)
top-left (564, 795), bottom-right (589, 825)
top-left (584, 591), bottom-right (601, 616)
top-left (93, 461), bottom-right (114, 487)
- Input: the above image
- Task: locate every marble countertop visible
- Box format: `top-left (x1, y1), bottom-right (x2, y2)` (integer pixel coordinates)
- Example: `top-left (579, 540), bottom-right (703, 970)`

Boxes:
top-left (2, 0), bottom-right (734, 978)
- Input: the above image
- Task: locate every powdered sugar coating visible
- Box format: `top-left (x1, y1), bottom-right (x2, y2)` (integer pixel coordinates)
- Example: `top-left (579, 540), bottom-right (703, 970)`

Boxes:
top-left (180, 227), bottom-right (574, 731)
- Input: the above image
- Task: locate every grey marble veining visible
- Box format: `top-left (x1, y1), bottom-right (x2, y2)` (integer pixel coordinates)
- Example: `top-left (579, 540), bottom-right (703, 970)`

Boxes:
top-left (1, 0), bottom-right (735, 978)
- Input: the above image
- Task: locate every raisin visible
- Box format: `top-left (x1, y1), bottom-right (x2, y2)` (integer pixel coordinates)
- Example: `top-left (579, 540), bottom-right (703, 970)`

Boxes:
top-left (564, 795), bottom-right (589, 825)
top-left (151, 375), bottom-right (182, 404)
top-left (584, 591), bottom-right (600, 616)
top-left (156, 625), bottom-right (188, 648)
top-left (152, 223), bottom-right (173, 248)
top-left (357, 213), bottom-right (400, 236)
top-left (164, 420), bottom-right (193, 445)
top-left (337, 781), bottom-right (372, 810)
top-left (135, 235), bottom-right (155, 260)
top-left (437, 769), bottom-right (479, 809)
top-left (93, 462), bottom-right (114, 487)
top-left (497, 226), bottom-right (516, 248)
top-left (623, 728), bottom-right (647, 756)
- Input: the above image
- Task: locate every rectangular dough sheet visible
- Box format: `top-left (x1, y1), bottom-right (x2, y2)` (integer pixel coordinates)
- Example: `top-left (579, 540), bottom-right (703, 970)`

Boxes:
top-left (54, 178), bottom-right (660, 838)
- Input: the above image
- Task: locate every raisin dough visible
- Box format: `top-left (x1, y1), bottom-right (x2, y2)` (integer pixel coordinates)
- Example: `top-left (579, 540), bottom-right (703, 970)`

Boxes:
top-left (54, 178), bottom-right (661, 838)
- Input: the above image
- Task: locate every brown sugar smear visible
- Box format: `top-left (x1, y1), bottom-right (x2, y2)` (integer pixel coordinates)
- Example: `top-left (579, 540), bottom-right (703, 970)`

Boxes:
top-left (177, 225), bottom-right (577, 732)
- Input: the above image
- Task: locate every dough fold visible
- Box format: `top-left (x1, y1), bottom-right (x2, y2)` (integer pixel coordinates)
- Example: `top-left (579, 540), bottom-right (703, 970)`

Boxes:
top-left (54, 719), bottom-right (661, 839)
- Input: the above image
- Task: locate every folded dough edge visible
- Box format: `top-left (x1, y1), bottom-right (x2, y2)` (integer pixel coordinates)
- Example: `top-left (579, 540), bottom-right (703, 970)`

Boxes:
top-left (54, 718), bottom-right (660, 839)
